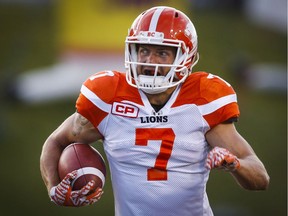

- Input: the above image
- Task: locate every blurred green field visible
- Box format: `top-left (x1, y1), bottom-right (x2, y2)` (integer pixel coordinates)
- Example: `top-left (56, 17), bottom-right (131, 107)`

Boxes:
top-left (0, 3), bottom-right (286, 216)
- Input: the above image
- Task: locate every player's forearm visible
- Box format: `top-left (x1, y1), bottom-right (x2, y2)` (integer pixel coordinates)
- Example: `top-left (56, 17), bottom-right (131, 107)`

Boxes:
top-left (231, 155), bottom-right (269, 190)
top-left (40, 136), bottom-right (63, 192)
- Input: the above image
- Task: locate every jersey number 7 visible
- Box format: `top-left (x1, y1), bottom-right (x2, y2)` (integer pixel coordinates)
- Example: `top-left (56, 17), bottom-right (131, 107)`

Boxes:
top-left (135, 128), bottom-right (175, 181)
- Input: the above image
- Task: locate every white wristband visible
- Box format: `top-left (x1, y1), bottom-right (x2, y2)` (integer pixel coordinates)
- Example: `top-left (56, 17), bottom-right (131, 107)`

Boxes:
top-left (50, 186), bottom-right (56, 196)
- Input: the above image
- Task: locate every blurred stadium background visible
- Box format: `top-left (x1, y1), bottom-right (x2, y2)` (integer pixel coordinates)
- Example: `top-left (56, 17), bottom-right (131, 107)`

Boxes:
top-left (0, 0), bottom-right (286, 215)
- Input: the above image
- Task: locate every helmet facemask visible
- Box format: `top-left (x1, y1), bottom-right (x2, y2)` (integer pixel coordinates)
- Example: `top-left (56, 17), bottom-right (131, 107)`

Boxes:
top-left (125, 36), bottom-right (193, 94)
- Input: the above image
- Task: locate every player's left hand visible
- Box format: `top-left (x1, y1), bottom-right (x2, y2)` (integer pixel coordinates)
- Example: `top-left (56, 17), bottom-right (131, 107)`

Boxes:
top-left (206, 146), bottom-right (240, 171)
top-left (70, 182), bottom-right (103, 206)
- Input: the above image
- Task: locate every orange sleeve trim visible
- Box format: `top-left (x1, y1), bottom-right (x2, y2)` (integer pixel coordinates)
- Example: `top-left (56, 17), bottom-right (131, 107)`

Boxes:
top-left (203, 102), bottom-right (240, 128)
top-left (76, 94), bottom-right (108, 128)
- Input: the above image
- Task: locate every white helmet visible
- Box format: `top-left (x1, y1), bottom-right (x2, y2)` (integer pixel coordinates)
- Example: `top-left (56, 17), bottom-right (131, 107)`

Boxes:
top-left (125, 6), bottom-right (199, 94)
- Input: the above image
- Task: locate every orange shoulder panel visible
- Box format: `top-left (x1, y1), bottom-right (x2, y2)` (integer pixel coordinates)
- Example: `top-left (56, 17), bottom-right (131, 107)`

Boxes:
top-left (76, 71), bottom-right (143, 128)
top-left (82, 70), bottom-right (121, 104)
top-left (173, 72), bottom-right (236, 106)
top-left (82, 71), bottom-right (142, 104)
top-left (172, 71), bottom-right (240, 128)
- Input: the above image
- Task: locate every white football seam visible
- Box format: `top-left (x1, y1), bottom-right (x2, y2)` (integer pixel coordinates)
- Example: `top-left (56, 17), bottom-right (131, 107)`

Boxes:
top-left (72, 167), bottom-right (105, 187)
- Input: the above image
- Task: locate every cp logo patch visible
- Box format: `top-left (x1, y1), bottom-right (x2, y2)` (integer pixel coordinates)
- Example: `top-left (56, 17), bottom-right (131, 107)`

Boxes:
top-left (111, 102), bottom-right (139, 118)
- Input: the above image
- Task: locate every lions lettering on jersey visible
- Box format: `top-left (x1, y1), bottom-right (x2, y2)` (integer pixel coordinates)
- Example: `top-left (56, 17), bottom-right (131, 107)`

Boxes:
top-left (140, 115), bottom-right (168, 123)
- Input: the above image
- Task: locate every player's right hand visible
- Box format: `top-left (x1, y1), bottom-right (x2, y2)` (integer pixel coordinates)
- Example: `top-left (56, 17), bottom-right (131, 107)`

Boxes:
top-left (49, 170), bottom-right (103, 207)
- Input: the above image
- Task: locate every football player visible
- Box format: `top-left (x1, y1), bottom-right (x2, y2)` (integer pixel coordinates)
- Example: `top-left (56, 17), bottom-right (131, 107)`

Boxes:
top-left (40, 6), bottom-right (269, 215)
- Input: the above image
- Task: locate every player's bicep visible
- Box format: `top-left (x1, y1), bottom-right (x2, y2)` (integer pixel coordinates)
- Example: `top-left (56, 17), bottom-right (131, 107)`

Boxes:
top-left (205, 123), bottom-right (255, 159)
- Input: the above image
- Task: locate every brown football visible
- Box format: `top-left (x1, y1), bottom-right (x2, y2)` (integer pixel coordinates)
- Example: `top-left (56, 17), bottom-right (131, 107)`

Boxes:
top-left (58, 143), bottom-right (106, 191)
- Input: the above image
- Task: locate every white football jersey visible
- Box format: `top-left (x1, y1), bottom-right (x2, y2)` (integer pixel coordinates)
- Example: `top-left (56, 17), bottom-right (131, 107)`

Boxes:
top-left (76, 71), bottom-right (239, 216)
